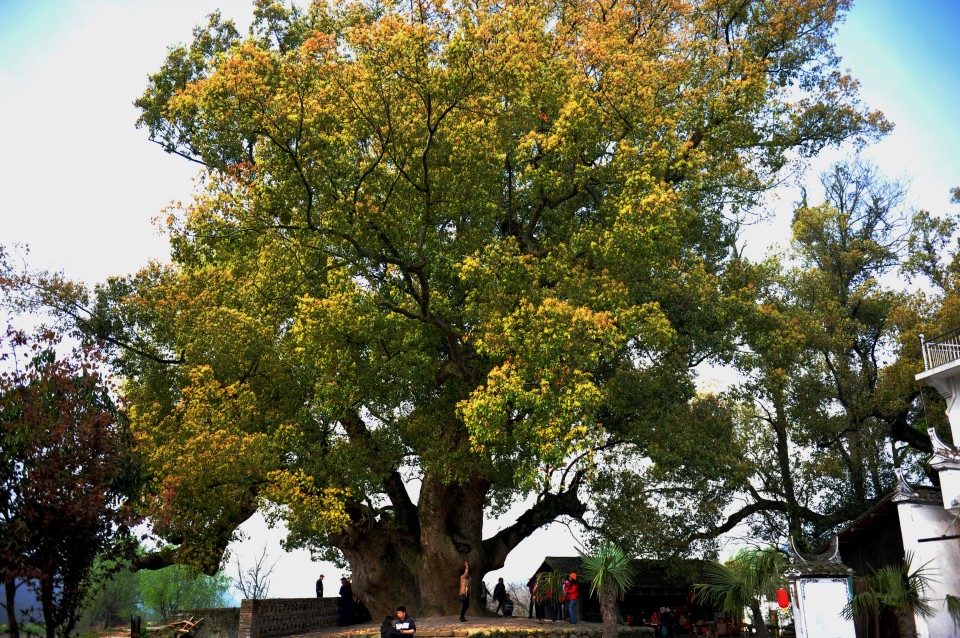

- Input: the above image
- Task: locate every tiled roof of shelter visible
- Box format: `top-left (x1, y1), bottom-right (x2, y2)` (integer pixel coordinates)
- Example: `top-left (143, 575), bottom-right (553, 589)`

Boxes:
top-left (821, 471), bottom-right (941, 549)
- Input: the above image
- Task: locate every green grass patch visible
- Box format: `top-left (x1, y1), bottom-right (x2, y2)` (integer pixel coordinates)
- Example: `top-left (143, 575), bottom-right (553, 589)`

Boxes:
top-left (0, 622), bottom-right (47, 636)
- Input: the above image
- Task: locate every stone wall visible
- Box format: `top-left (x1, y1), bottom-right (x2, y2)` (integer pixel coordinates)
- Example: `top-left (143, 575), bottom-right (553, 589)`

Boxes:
top-left (173, 597), bottom-right (377, 638)
top-left (238, 598), bottom-right (340, 638)
top-left (169, 608), bottom-right (240, 638)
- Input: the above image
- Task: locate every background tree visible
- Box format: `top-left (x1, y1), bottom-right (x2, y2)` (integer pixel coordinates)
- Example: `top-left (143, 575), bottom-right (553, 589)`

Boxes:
top-left (667, 161), bottom-right (957, 553)
top-left (232, 545), bottom-right (277, 601)
top-left (0, 326), bottom-right (139, 638)
top-left (80, 557), bottom-right (141, 630)
top-left (138, 565), bottom-right (231, 622)
top-left (2, 0), bottom-right (887, 615)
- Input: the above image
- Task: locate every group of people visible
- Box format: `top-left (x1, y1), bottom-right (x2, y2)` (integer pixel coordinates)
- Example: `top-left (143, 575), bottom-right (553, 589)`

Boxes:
top-left (518, 572), bottom-right (581, 624)
top-left (318, 564), bottom-right (584, 629)
top-left (314, 573), bottom-right (357, 626)
top-left (648, 607), bottom-right (679, 638)
top-left (380, 607), bottom-right (417, 638)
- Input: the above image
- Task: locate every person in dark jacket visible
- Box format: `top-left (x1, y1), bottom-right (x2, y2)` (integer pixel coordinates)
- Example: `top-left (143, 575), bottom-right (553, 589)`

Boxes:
top-left (493, 578), bottom-right (508, 615)
top-left (664, 607), bottom-right (677, 638)
top-left (315, 574), bottom-right (324, 598)
top-left (338, 577), bottom-right (353, 625)
top-left (380, 616), bottom-right (399, 638)
top-left (395, 606), bottom-right (416, 636)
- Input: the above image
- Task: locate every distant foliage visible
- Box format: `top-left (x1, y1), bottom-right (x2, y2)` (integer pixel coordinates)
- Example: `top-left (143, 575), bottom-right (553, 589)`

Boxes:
top-left (138, 565), bottom-right (231, 621)
top-left (79, 555), bottom-right (233, 627)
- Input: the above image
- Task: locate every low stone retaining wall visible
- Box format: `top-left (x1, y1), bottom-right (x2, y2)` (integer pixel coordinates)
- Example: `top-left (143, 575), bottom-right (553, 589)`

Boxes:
top-left (170, 602), bottom-right (647, 638)
top-left (169, 599), bottom-right (337, 638)
top-left (168, 607), bottom-right (241, 638)
top-left (238, 598), bottom-right (341, 638)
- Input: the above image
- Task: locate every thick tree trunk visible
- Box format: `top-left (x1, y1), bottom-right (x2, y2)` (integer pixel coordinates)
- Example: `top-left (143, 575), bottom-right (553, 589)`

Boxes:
top-left (336, 475), bottom-right (490, 618)
top-left (334, 468), bottom-right (586, 618)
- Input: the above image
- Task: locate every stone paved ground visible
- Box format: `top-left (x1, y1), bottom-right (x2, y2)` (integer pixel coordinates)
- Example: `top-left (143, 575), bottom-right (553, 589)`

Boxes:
top-left (294, 616), bottom-right (605, 638)
top-left (89, 615), bottom-right (646, 638)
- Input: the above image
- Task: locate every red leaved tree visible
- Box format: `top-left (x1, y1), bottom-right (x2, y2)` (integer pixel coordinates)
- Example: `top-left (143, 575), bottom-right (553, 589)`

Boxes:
top-left (0, 326), bottom-right (139, 638)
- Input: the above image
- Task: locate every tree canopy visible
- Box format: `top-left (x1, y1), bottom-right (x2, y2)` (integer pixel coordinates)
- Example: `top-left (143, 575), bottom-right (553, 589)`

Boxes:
top-left (1, 0), bottom-right (897, 615)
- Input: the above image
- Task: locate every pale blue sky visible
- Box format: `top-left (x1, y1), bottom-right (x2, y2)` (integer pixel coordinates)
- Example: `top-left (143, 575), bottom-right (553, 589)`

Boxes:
top-left (2, 0), bottom-right (957, 278)
top-left (832, 0), bottom-right (959, 212)
top-left (1, 0), bottom-right (958, 590)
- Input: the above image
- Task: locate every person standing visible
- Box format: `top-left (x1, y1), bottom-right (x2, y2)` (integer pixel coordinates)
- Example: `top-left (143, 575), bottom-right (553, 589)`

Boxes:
top-left (532, 574), bottom-right (545, 623)
top-left (544, 580), bottom-right (557, 623)
top-left (493, 577), bottom-right (508, 615)
top-left (395, 606), bottom-right (416, 636)
top-left (316, 574), bottom-right (324, 598)
top-left (559, 577), bottom-right (569, 621)
top-left (527, 575), bottom-right (535, 619)
top-left (665, 607), bottom-right (677, 638)
top-left (458, 561), bottom-right (470, 622)
top-left (564, 573), bottom-right (579, 624)
top-left (338, 577), bottom-right (353, 625)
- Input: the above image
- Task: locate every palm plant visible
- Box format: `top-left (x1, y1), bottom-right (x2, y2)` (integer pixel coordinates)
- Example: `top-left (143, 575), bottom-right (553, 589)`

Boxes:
top-left (842, 551), bottom-right (936, 638)
top-left (694, 548), bottom-right (786, 638)
top-left (947, 594), bottom-right (960, 632)
top-left (579, 541), bottom-right (637, 638)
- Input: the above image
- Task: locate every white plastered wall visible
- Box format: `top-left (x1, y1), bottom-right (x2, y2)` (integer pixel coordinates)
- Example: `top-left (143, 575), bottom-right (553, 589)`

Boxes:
top-left (896, 502), bottom-right (960, 638)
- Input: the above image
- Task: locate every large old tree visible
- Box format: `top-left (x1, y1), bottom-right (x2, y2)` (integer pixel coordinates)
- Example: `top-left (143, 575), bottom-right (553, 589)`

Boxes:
top-left (5, 0), bottom-right (888, 615)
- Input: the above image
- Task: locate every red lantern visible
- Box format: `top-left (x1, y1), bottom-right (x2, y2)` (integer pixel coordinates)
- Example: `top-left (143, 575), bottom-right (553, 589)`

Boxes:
top-left (777, 588), bottom-right (790, 609)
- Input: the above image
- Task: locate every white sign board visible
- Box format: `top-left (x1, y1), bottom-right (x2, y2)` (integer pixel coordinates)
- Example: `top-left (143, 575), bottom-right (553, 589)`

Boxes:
top-left (792, 577), bottom-right (855, 638)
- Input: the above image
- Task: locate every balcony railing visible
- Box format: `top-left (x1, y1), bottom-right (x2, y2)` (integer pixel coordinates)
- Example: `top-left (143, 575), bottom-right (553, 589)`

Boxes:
top-left (922, 327), bottom-right (960, 370)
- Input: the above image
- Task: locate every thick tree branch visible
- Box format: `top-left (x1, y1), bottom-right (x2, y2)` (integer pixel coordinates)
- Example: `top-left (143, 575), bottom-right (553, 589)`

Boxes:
top-left (481, 475), bottom-right (587, 571)
top-left (340, 410), bottom-right (420, 537)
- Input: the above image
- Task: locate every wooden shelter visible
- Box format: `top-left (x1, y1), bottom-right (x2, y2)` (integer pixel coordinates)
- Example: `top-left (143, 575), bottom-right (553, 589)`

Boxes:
top-left (532, 556), bottom-right (717, 626)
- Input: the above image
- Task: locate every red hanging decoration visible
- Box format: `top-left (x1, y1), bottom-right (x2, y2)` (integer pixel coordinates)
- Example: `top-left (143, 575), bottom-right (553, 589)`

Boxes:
top-left (777, 588), bottom-right (790, 609)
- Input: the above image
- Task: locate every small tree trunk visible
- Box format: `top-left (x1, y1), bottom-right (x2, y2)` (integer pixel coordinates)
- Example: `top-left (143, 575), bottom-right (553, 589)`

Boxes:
top-left (39, 575), bottom-right (56, 638)
top-left (4, 574), bottom-right (20, 638)
top-left (750, 601), bottom-right (769, 638)
top-left (894, 608), bottom-right (917, 638)
top-left (600, 582), bottom-right (618, 638)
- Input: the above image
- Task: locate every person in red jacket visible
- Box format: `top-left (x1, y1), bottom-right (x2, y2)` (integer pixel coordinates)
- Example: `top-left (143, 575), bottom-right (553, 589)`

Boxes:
top-left (563, 573), bottom-right (580, 624)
